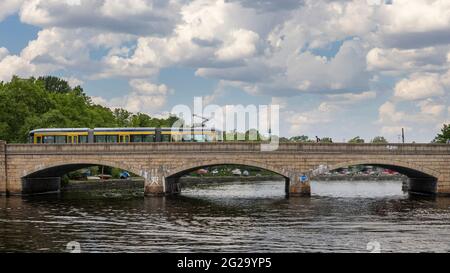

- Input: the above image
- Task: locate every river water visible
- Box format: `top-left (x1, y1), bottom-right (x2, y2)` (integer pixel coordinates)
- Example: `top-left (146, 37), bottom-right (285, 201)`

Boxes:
top-left (0, 180), bottom-right (449, 253)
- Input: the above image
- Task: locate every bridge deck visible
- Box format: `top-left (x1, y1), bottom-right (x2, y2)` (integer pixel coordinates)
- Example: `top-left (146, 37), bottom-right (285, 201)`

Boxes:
top-left (5, 142), bottom-right (450, 155)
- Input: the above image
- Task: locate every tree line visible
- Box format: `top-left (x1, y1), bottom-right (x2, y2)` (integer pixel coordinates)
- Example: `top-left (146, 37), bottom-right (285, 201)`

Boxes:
top-left (280, 135), bottom-right (389, 144)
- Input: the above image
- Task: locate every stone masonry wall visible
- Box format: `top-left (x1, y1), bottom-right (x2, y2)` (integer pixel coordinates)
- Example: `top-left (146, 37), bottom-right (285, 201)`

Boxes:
top-left (3, 142), bottom-right (450, 195)
top-left (0, 141), bottom-right (6, 195)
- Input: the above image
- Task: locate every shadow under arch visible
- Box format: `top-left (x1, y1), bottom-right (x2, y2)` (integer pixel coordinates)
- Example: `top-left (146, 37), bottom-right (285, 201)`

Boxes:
top-left (165, 160), bottom-right (290, 196)
top-left (321, 159), bottom-right (440, 195)
top-left (21, 161), bottom-right (143, 195)
top-left (167, 159), bottom-right (291, 178)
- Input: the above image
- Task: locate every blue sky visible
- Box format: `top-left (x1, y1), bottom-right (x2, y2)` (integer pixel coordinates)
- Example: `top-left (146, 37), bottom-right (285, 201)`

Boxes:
top-left (0, 0), bottom-right (449, 143)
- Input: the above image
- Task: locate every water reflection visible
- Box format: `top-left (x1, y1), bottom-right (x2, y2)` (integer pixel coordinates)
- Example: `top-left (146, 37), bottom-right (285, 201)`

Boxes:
top-left (0, 180), bottom-right (449, 253)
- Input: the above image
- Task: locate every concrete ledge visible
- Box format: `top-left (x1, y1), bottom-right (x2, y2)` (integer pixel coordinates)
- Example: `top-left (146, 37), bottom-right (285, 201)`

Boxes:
top-left (408, 177), bottom-right (437, 195)
top-left (21, 177), bottom-right (61, 195)
top-left (179, 175), bottom-right (285, 185)
top-left (63, 179), bottom-right (144, 191)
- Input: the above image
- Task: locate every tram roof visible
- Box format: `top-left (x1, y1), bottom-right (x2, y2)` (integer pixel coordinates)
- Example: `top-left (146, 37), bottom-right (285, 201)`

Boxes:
top-left (30, 127), bottom-right (218, 134)
top-left (30, 128), bottom-right (90, 134)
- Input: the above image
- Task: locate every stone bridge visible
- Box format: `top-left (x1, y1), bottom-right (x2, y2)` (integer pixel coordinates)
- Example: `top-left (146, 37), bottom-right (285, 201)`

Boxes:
top-left (1, 141), bottom-right (449, 197)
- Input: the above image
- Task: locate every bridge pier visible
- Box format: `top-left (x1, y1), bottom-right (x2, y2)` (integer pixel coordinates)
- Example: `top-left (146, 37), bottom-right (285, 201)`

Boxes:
top-left (288, 175), bottom-right (311, 197)
top-left (143, 167), bottom-right (181, 196)
top-left (407, 177), bottom-right (438, 196)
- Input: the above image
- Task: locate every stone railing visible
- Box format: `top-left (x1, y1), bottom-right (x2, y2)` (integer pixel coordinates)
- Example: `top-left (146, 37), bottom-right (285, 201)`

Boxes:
top-left (4, 141), bottom-right (450, 155)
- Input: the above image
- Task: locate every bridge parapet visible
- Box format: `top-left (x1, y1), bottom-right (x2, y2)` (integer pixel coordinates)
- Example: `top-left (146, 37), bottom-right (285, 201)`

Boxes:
top-left (5, 142), bottom-right (450, 155)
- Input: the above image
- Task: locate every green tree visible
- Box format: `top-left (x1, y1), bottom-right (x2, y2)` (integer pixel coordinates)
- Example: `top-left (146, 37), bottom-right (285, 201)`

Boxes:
top-left (114, 108), bottom-right (132, 127)
top-left (38, 76), bottom-right (71, 93)
top-left (434, 124), bottom-right (450, 143)
top-left (131, 113), bottom-right (155, 127)
top-left (348, 136), bottom-right (365, 144)
top-left (245, 129), bottom-right (261, 141)
top-left (289, 135), bottom-right (313, 142)
top-left (371, 136), bottom-right (388, 144)
top-left (320, 137), bottom-right (333, 143)
top-left (0, 76), bottom-right (211, 143)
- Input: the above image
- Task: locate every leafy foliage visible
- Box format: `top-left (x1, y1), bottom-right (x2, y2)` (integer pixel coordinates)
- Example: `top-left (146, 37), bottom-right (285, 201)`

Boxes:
top-left (434, 124), bottom-right (450, 143)
top-left (371, 136), bottom-right (388, 144)
top-left (0, 76), bottom-right (180, 143)
top-left (348, 136), bottom-right (365, 144)
top-left (289, 135), bottom-right (314, 142)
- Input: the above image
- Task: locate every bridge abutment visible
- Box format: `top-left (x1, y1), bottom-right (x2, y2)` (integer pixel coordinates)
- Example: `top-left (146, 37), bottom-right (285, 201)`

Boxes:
top-left (0, 141), bottom-right (6, 195)
top-left (21, 177), bottom-right (61, 195)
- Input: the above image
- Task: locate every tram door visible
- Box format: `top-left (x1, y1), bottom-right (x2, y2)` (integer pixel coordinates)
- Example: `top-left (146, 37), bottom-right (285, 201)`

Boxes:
top-left (67, 136), bottom-right (78, 144)
top-left (119, 135), bottom-right (130, 143)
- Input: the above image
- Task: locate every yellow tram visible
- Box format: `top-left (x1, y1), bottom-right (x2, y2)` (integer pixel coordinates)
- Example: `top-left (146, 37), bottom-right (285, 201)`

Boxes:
top-left (29, 128), bottom-right (219, 144)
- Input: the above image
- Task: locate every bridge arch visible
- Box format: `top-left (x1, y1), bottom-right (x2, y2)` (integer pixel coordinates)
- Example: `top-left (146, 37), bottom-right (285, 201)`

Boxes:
top-left (22, 160), bottom-right (143, 179)
top-left (321, 159), bottom-right (441, 195)
top-left (19, 159), bottom-right (146, 195)
top-left (324, 159), bottom-right (440, 178)
top-left (166, 159), bottom-right (291, 179)
top-left (164, 159), bottom-right (293, 196)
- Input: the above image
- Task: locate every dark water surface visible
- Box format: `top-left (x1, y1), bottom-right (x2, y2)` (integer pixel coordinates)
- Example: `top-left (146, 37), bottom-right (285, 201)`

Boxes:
top-left (0, 180), bottom-right (449, 253)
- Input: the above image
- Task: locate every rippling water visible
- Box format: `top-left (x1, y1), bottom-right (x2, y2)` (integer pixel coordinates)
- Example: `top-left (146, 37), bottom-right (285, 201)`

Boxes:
top-left (1, 180), bottom-right (449, 253)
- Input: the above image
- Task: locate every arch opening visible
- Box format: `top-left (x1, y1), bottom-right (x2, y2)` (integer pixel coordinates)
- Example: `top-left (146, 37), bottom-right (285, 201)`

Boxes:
top-left (22, 163), bottom-right (143, 195)
top-left (313, 163), bottom-right (439, 196)
top-left (165, 164), bottom-right (289, 197)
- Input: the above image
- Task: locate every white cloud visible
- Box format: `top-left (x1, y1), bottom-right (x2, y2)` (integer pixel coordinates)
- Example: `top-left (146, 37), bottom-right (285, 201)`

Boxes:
top-left (367, 46), bottom-right (450, 74)
top-left (394, 73), bottom-right (445, 101)
top-left (380, 126), bottom-right (411, 138)
top-left (417, 99), bottom-right (445, 117)
top-left (378, 101), bottom-right (405, 124)
top-left (377, 0), bottom-right (450, 48)
top-left (0, 55), bottom-right (40, 81)
top-left (285, 103), bottom-right (337, 135)
top-left (93, 79), bottom-right (171, 113)
top-left (0, 0), bottom-right (23, 21)
top-left (326, 91), bottom-right (377, 103)
top-left (62, 76), bottom-right (84, 87)
top-left (0, 48), bottom-right (10, 60)
top-left (215, 29), bottom-right (260, 61)
top-left (20, 0), bottom-right (180, 36)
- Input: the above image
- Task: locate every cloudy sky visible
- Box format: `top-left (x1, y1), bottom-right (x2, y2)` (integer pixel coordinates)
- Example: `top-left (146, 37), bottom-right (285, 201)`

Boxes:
top-left (0, 0), bottom-right (449, 142)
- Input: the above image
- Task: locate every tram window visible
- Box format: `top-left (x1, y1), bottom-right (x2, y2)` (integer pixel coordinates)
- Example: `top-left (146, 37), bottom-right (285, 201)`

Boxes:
top-left (143, 135), bottom-right (155, 142)
top-left (162, 134), bottom-right (171, 142)
top-left (79, 136), bottom-right (88, 143)
top-left (194, 134), bottom-right (205, 142)
top-left (131, 135), bottom-right (143, 143)
top-left (55, 136), bottom-right (66, 144)
top-left (182, 134), bottom-right (192, 142)
top-left (171, 135), bottom-right (182, 142)
top-left (95, 135), bottom-right (107, 143)
top-left (205, 134), bottom-right (214, 142)
top-left (36, 136), bottom-right (42, 144)
top-left (43, 136), bottom-right (55, 144)
top-left (107, 135), bottom-right (118, 143)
